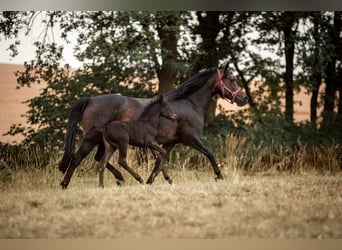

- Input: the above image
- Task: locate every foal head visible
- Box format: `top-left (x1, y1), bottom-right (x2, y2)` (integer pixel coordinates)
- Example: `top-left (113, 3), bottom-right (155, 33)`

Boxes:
top-left (140, 95), bottom-right (177, 122)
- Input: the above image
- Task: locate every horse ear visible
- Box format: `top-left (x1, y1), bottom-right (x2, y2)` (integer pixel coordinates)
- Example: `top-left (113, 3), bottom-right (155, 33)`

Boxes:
top-left (157, 94), bottom-right (163, 102)
top-left (224, 63), bottom-right (229, 76)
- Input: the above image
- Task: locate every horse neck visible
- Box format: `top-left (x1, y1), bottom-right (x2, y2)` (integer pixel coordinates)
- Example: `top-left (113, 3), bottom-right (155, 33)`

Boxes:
top-left (188, 77), bottom-right (215, 112)
top-left (138, 104), bottom-right (161, 128)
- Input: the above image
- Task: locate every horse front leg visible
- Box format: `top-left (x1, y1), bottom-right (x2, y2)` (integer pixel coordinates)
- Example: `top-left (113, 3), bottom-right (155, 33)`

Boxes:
top-left (95, 141), bottom-right (125, 186)
top-left (145, 142), bottom-right (172, 185)
top-left (117, 145), bottom-right (144, 184)
top-left (182, 135), bottom-right (224, 181)
top-left (146, 143), bottom-right (175, 185)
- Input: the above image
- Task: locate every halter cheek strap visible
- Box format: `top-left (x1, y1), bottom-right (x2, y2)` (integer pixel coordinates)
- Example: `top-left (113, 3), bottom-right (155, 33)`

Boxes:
top-left (216, 69), bottom-right (241, 104)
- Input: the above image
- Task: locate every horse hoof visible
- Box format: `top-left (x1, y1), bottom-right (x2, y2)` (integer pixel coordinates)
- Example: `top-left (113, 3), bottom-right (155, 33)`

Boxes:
top-left (60, 181), bottom-right (68, 190)
top-left (215, 175), bottom-right (224, 181)
top-left (164, 177), bottom-right (173, 185)
top-left (116, 180), bottom-right (125, 186)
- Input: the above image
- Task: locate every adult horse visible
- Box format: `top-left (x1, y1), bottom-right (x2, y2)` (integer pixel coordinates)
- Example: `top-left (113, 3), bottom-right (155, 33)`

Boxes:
top-left (59, 63), bottom-right (248, 188)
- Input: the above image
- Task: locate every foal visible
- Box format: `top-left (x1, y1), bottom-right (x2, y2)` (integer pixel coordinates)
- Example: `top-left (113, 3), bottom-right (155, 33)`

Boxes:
top-left (98, 95), bottom-right (177, 188)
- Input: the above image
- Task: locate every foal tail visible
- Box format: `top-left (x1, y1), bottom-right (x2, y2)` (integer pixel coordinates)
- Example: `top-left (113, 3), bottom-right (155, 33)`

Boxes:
top-left (58, 97), bottom-right (91, 173)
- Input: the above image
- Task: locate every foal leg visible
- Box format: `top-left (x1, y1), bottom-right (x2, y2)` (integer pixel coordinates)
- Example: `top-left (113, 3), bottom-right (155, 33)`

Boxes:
top-left (145, 142), bottom-right (168, 185)
top-left (98, 142), bottom-right (116, 188)
top-left (146, 143), bottom-right (175, 185)
top-left (60, 139), bottom-right (95, 189)
top-left (183, 135), bottom-right (223, 180)
top-left (95, 141), bottom-right (125, 186)
top-left (117, 145), bottom-right (144, 184)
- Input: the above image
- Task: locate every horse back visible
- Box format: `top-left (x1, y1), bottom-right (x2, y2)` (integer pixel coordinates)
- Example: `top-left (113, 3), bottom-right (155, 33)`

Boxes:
top-left (81, 94), bottom-right (151, 132)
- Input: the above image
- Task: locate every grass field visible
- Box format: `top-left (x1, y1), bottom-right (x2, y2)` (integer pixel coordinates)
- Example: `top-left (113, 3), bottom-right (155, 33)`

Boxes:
top-left (0, 165), bottom-right (341, 238)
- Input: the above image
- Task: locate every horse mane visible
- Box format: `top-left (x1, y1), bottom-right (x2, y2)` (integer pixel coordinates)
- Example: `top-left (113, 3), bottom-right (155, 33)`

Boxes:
top-left (165, 68), bottom-right (216, 100)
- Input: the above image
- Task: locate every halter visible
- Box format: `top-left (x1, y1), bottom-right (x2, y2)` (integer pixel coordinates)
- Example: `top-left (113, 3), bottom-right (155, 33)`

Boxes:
top-left (216, 69), bottom-right (241, 104)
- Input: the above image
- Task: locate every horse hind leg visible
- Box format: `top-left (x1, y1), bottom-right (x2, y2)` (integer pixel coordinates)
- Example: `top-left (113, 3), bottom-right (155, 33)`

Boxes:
top-left (60, 139), bottom-right (95, 189)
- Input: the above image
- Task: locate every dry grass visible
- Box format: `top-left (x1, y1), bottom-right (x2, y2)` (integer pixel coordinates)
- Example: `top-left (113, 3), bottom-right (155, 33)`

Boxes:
top-left (0, 166), bottom-right (341, 238)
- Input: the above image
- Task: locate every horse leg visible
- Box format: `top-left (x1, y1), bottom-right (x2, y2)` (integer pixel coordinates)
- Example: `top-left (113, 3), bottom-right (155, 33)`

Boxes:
top-left (60, 139), bottom-right (95, 189)
top-left (183, 136), bottom-right (224, 180)
top-left (146, 143), bottom-right (175, 185)
top-left (98, 142), bottom-right (116, 188)
top-left (117, 145), bottom-right (144, 184)
top-left (145, 141), bottom-right (171, 185)
top-left (95, 141), bottom-right (125, 186)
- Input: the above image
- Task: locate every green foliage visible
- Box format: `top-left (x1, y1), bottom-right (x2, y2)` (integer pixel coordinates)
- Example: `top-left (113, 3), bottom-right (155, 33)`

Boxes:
top-left (0, 11), bottom-right (341, 174)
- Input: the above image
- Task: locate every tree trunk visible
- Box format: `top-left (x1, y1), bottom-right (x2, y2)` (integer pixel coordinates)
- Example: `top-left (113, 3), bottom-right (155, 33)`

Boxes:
top-left (193, 11), bottom-right (222, 127)
top-left (322, 11), bottom-right (341, 128)
top-left (282, 12), bottom-right (296, 124)
top-left (310, 13), bottom-right (322, 128)
top-left (192, 11), bottom-right (221, 74)
top-left (337, 69), bottom-right (342, 123)
top-left (155, 12), bottom-right (179, 94)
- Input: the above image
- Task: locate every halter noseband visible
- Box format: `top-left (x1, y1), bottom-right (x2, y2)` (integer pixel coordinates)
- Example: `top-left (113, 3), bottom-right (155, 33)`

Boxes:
top-left (216, 69), bottom-right (241, 104)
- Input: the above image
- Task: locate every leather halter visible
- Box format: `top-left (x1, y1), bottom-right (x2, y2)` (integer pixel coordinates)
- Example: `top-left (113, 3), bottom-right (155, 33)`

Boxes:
top-left (216, 69), bottom-right (241, 104)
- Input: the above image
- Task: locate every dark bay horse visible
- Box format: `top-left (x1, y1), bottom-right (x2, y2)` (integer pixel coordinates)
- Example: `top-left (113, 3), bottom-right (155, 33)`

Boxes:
top-left (97, 95), bottom-right (177, 188)
top-left (59, 63), bottom-right (248, 188)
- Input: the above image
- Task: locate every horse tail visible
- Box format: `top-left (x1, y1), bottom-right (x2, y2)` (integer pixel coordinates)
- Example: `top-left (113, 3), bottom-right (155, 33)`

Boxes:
top-left (58, 97), bottom-right (91, 173)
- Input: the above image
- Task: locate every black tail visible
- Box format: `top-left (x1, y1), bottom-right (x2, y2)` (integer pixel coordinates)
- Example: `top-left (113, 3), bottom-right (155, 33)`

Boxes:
top-left (58, 97), bottom-right (91, 173)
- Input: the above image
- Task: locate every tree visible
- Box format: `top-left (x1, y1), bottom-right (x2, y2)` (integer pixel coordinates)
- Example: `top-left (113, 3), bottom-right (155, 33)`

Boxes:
top-left (190, 11), bottom-right (255, 124)
top-left (254, 11), bottom-right (303, 123)
top-left (0, 11), bottom-right (187, 147)
top-left (321, 11), bottom-right (342, 129)
top-left (308, 12), bottom-right (324, 127)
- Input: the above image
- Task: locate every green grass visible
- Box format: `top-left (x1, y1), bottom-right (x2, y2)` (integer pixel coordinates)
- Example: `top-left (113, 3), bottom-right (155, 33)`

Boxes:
top-left (0, 165), bottom-right (341, 238)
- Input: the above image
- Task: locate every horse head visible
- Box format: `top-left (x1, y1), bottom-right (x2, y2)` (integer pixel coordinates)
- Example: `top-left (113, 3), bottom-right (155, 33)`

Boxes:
top-left (215, 63), bottom-right (249, 107)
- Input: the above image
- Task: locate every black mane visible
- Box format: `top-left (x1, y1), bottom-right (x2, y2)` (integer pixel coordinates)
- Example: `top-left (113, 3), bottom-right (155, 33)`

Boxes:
top-left (165, 68), bottom-right (216, 100)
